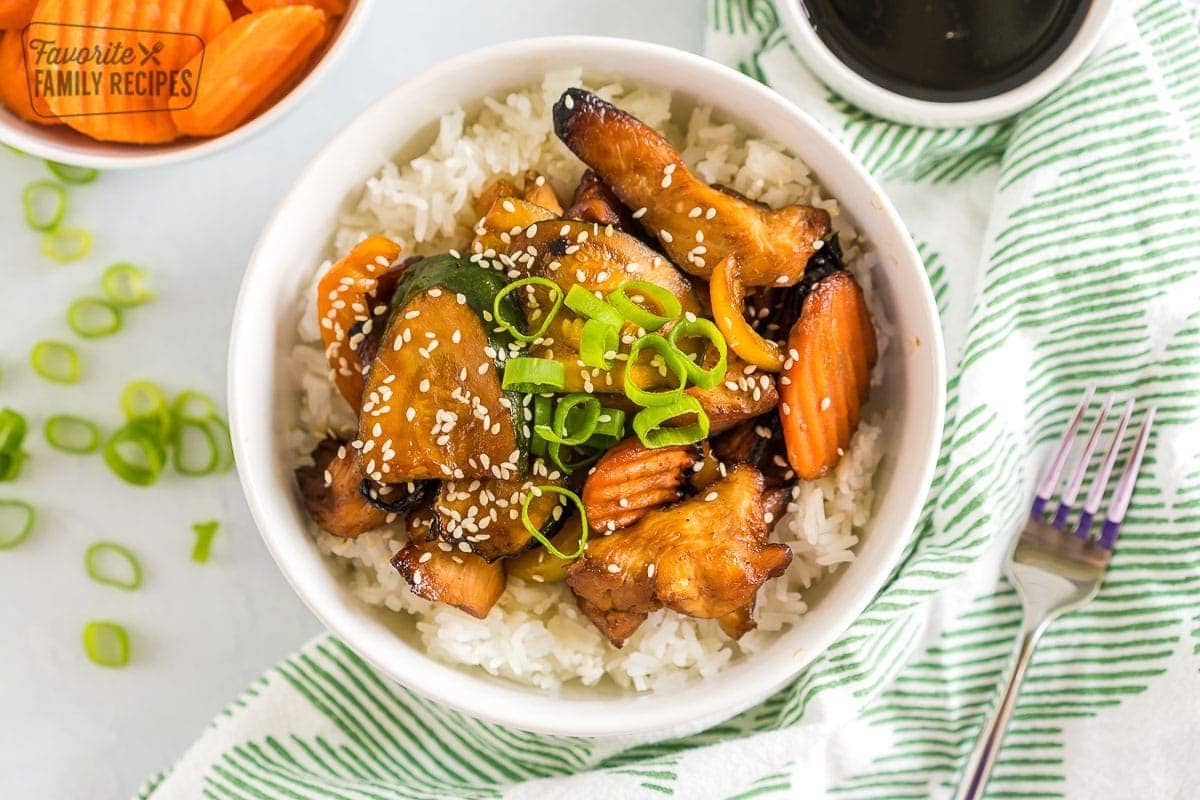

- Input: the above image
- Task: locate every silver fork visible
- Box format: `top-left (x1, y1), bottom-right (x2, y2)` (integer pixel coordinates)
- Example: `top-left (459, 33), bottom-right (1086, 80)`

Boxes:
top-left (953, 388), bottom-right (1155, 800)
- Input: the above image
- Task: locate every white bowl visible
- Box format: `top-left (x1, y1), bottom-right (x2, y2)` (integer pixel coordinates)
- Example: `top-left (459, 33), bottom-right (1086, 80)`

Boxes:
top-left (0, 0), bottom-right (374, 169)
top-left (777, 0), bottom-right (1118, 127)
top-left (228, 35), bottom-right (946, 738)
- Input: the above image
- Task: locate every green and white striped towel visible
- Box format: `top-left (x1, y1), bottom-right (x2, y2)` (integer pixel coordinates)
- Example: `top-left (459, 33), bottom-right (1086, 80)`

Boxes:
top-left (143, 1), bottom-right (1200, 797)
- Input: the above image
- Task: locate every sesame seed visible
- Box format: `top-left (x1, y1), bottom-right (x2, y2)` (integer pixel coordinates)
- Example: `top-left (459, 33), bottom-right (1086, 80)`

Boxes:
top-left (660, 229), bottom-right (674, 243)
top-left (564, 93), bottom-right (575, 110)
top-left (820, 396), bottom-right (831, 411)
top-left (647, 564), bottom-right (655, 577)
top-left (606, 563), bottom-right (621, 574)
top-left (632, 207), bottom-right (647, 219)
top-left (704, 491), bottom-right (718, 502)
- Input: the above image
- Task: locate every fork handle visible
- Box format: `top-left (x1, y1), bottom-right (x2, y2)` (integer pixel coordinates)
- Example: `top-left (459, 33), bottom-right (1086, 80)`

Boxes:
top-left (953, 615), bottom-right (1050, 800)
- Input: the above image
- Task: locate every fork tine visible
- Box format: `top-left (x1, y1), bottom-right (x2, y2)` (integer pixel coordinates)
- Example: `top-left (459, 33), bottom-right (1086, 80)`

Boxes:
top-left (1074, 399), bottom-right (1132, 540)
top-left (1052, 394), bottom-right (1113, 531)
top-left (1031, 386), bottom-right (1095, 520)
top-left (1098, 407), bottom-right (1155, 549)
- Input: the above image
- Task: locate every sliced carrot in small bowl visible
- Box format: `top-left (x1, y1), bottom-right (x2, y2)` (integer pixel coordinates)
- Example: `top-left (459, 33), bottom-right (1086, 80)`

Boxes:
top-left (0, 31), bottom-right (60, 125)
top-left (31, 0), bottom-right (233, 143)
top-left (0, 0), bottom-right (38, 30)
top-left (171, 5), bottom-right (327, 138)
top-left (244, 0), bottom-right (347, 16)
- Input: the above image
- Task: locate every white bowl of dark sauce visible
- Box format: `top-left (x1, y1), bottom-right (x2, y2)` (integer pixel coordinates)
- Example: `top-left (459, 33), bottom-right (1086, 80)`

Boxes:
top-left (779, 0), bottom-right (1118, 126)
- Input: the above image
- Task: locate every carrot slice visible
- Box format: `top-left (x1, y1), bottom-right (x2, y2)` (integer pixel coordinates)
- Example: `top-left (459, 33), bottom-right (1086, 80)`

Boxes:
top-left (171, 6), bottom-right (327, 137)
top-left (779, 271), bottom-right (877, 480)
top-left (317, 235), bottom-right (403, 409)
top-left (29, 0), bottom-right (232, 143)
top-left (0, 0), bottom-right (37, 30)
top-left (244, 0), bottom-right (346, 16)
top-left (0, 31), bottom-right (59, 124)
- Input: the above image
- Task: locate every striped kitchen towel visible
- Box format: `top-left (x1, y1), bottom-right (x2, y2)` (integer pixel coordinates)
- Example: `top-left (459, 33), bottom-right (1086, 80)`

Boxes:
top-left (143, 1), bottom-right (1200, 797)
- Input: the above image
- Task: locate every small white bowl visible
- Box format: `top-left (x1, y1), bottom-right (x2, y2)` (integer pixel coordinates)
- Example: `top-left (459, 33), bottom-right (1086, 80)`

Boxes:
top-left (0, 0), bottom-right (374, 169)
top-left (778, 0), bottom-right (1118, 127)
top-left (228, 35), bottom-right (946, 738)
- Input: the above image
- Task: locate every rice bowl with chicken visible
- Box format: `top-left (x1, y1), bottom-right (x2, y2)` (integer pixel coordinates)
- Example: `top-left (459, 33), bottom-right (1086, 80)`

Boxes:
top-left (288, 70), bottom-right (890, 692)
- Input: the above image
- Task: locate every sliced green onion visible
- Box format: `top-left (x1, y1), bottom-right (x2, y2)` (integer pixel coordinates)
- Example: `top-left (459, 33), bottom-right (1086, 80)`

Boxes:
top-left (595, 408), bottom-right (627, 438)
top-left (494, 277), bottom-right (562, 343)
top-left (668, 317), bottom-right (728, 390)
top-left (521, 486), bottom-right (588, 559)
top-left (101, 263), bottom-right (155, 307)
top-left (22, 180), bottom-right (66, 231)
top-left (170, 390), bottom-right (218, 421)
top-left (608, 280), bottom-right (683, 330)
top-left (84, 542), bottom-right (142, 590)
top-left (120, 380), bottom-right (172, 440)
top-left (82, 621), bottom-right (130, 668)
top-left (0, 451), bottom-right (26, 482)
top-left (564, 284), bottom-right (624, 327)
top-left (624, 334), bottom-right (687, 407)
top-left (0, 408), bottom-right (27, 453)
top-left (191, 520), bottom-right (219, 563)
top-left (0, 500), bottom-right (35, 549)
top-left (633, 396), bottom-right (710, 448)
top-left (103, 422), bottom-right (167, 487)
top-left (531, 395), bottom-right (553, 458)
top-left (30, 340), bottom-right (80, 384)
top-left (206, 415), bottom-right (235, 473)
top-left (545, 441), bottom-right (604, 475)
top-left (171, 417), bottom-right (220, 477)
top-left (534, 393), bottom-right (601, 446)
top-left (46, 160), bottom-right (99, 184)
top-left (44, 414), bottom-right (101, 454)
top-left (41, 227), bottom-right (92, 262)
top-left (502, 357), bottom-right (566, 393)
top-left (67, 297), bottom-right (123, 339)
top-left (579, 319), bottom-right (619, 370)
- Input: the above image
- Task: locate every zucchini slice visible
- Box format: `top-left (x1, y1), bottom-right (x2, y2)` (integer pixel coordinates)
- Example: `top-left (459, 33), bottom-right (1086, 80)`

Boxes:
top-left (431, 462), bottom-right (568, 562)
top-left (358, 255), bottom-right (529, 483)
top-left (360, 478), bottom-right (435, 515)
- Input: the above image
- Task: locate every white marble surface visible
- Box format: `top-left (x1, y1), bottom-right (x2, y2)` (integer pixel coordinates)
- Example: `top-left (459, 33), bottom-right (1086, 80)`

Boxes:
top-left (0, 4), bottom-right (704, 797)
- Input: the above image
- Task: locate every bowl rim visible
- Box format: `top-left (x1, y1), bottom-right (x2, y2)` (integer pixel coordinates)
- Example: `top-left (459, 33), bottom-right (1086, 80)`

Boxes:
top-left (776, 0), bottom-right (1119, 127)
top-left (229, 34), bottom-right (947, 738)
top-left (0, 0), bottom-right (376, 169)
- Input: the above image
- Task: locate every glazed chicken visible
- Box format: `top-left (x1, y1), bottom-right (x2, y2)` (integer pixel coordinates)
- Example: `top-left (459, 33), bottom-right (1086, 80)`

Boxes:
top-left (391, 515), bottom-right (506, 619)
top-left (566, 465), bottom-right (792, 646)
top-left (295, 437), bottom-right (389, 538)
top-left (566, 169), bottom-right (641, 231)
top-left (553, 88), bottom-right (831, 287)
top-left (472, 168), bottom-right (563, 218)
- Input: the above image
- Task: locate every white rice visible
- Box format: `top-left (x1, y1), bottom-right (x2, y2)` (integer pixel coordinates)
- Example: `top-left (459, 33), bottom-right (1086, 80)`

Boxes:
top-left (289, 71), bottom-right (889, 692)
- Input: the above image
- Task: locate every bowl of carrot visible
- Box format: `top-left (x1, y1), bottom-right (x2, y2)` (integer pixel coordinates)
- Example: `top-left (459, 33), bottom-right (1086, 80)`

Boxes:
top-left (0, 0), bottom-right (373, 168)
